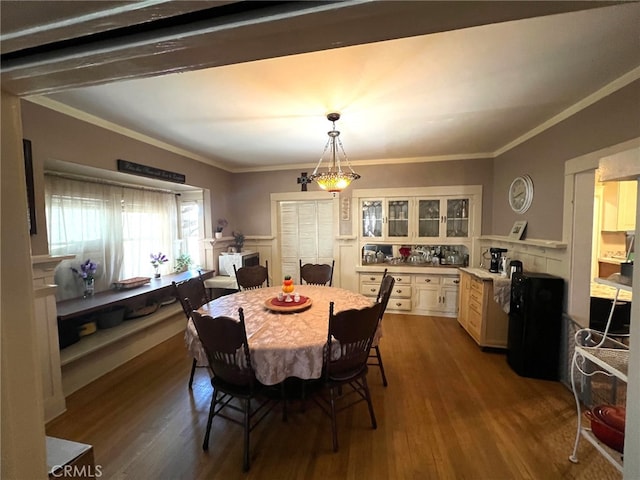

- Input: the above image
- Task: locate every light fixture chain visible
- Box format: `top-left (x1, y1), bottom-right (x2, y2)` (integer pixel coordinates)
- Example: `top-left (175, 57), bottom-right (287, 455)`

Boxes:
top-left (311, 137), bottom-right (333, 176)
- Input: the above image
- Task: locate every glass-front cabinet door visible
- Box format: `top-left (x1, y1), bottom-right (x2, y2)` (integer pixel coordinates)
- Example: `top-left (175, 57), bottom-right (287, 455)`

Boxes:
top-left (445, 198), bottom-right (469, 238)
top-left (417, 199), bottom-right (441, 238)
top-left (361, 199), bottom-right (383, 239)
top-left (361, 194), bottom-right (473, 242)
top-left (415, 196), bottom-right (470, 240)
top-left (360, 198), bottom-right (411, 240)
top-left (387, 199), bottom-right (410, 239)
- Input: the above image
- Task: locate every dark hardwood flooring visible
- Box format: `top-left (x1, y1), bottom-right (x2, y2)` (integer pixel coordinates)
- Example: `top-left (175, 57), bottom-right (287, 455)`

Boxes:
top-left (46, 313), bottom-right (620, 479)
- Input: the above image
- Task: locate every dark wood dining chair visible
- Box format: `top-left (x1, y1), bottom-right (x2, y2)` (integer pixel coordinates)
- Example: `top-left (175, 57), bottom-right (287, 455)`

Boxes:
top-left (375, 268), bottom-right (389, 303)
top-left (299, 259), bottom-right (335, 286)
top-left (191, 306), bottom-right (279, 472)
top-left (312, 301), bottom-right (383, 452)
top-left (233, 260), bottom-right (269, 290)
top-left (369, 272), bottom-right (395, 386)
top-left (172, 272), bottom-right (211, 389)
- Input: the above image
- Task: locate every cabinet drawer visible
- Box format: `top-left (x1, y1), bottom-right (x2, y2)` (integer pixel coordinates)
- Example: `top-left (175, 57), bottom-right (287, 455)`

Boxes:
top-left (414, 275), bottom-right (440, 285)
top-left (441, 276), bottom-right (460, 287)
top-left (469, 288), bottom-right (483, 305)
top-left (470, 277), bottom-right (484, 294)
top-left (390, 274), bottom-right (411, 285)
top-left (386, 298), bottom-right (411, 311)
top-left (469, 297), bottom-right (482, 316)
top-left (360, 283), bottom-right (381, 297)
top-left (391, 285), bottom-right (411, 298)
top-left (468, 309), bottom-right (482, 337)
top-left (360, 273), bottom-right (385, 284)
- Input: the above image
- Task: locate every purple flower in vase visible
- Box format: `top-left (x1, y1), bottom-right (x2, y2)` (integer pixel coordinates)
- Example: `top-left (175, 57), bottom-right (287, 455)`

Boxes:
top-left (150, 252), bottom-right (168, 268)
top-left (71, 259), bottom-right (98, 281)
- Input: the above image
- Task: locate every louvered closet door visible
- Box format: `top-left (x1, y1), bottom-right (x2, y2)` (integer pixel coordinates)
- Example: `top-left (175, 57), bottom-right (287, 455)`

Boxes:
top-left (279, 200), bottom-right (334, 284)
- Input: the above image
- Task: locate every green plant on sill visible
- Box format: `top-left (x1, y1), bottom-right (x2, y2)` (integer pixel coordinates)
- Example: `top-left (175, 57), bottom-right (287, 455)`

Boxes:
top-left (174, 253), bottom-right (192, 273)
top-left (232, 231), bottom-right (245, 252)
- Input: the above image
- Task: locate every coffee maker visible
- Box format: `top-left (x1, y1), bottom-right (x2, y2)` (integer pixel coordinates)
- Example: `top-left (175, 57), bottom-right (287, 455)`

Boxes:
top-left (489, 247), bottom-right (508, 273)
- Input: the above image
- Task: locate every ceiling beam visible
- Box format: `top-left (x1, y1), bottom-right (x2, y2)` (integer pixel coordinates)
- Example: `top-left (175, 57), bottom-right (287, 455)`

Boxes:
top-left (1, 1), bottom-right (614, 96)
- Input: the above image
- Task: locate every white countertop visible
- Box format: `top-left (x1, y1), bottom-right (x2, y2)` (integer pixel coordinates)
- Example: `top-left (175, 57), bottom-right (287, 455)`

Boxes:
top-left (459, 267), bottom-right (506, 281)
top-left (598, 257), bottom-right (627, 265)
top-left (591, 281), bottom-right (633, 301)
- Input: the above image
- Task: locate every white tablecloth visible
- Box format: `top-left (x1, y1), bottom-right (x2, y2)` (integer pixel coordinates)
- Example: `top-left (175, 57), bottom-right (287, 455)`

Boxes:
top-left (187, 285), bottom-right (373, 385)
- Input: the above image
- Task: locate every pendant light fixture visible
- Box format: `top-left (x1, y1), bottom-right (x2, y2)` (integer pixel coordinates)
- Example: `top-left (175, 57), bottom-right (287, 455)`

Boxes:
top-left (309, 113), bottom-right (360, 193)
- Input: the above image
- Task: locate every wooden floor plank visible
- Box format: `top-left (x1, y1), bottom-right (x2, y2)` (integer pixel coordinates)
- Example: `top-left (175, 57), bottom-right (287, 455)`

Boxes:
top-left (47, 313), bottom-right (620, 479)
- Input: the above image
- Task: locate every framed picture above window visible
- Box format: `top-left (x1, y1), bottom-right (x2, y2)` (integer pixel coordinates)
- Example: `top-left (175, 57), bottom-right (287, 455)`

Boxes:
top-left (23, 139), bottom-right (37, 235)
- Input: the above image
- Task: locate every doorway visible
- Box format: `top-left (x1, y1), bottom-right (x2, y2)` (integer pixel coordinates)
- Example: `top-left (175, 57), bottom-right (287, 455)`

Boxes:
top-left (270, 192), bottom-right (340, 284)
top-left (278, 199), bottom-right (334, 282)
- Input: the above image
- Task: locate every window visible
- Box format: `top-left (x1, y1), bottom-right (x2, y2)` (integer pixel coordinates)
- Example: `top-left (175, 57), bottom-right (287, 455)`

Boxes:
top-left (179, 198), bottom-right (203, 268)
top-left (45, 175), bottom-right (178, 300)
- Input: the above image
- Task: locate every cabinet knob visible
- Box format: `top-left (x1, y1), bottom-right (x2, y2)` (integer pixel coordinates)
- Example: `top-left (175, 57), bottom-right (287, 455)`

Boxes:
top-left (369, 277), bottom-right (376, 281)
top-left (424, 278), bottom-right (431, 283)
top-left (395, 302), bottom-right (402, 307)
top-left (369, 288), bottom-right (376, 293)
top-left (396, 277), bottom-right (402, 282)
top-left (454, 279), bottom-right (460, 284)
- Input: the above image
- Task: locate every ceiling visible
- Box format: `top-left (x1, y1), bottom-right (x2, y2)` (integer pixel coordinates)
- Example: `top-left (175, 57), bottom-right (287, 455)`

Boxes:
top-left (2, 1), bottom-right (640, 174)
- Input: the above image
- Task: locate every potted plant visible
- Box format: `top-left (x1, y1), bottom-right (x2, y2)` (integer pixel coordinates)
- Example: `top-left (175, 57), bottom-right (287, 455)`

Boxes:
top-left (174, 253), bottom-right (192, 273)
top-left (232, 231), bottom-right (245, 252)
top-left (215, 218), bottom-right (228, 239)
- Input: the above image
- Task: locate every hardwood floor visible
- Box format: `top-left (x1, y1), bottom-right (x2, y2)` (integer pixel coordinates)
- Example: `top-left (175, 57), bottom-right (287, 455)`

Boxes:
top-left (46, 314), bottom-right (620, 479)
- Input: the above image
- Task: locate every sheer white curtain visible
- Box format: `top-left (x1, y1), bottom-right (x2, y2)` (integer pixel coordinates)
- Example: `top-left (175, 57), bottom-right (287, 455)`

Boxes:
top-left (121, 187), bottom-right (177, 279)
top-left (45, 175), bottom-right (177, 300)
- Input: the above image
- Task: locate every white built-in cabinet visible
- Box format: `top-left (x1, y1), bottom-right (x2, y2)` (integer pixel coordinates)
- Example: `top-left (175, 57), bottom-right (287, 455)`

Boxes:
top-left (415, 197), bottom-right (471, 240)
top-left (359, 271), bottom-right (412, 311)
top-left (353, 186), bottom-right (482, 318)
top-left (358, 187), bottom-right (480, 243)
top-left (413, 274), bottom-right (460, 316)
top-left (361, 198), bottom-right (411, 241)
top-left (357, 268), bottom-right (460, 317)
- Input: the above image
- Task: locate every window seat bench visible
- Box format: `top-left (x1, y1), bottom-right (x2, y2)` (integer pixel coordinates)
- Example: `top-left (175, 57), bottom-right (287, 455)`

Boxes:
top-left (55, 269), bottom-right (212, 397)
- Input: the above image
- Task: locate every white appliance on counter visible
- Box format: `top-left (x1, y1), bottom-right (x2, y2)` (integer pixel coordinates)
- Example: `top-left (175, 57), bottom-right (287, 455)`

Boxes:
top-left (218, 251), bottom-right (259, 277)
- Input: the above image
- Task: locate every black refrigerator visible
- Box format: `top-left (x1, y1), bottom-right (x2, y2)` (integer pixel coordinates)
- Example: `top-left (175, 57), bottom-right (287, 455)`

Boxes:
top-left (507, 272), bottom-right (564, 380)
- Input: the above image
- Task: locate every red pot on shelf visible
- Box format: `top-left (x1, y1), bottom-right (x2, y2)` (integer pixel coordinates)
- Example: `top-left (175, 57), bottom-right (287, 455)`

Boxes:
top-left (592, 404), bottom-right (626, 432)
top-left (585, 405), bottom-right (625, 453)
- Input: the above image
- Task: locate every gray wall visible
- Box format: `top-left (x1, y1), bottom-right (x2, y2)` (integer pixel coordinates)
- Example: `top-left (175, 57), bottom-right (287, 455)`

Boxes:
top-left (22, 79), bottom-right (640, 253)
top-left (229, 159), bottom-right (495, 236)
top-left (21, 101), bottom-right (234, 255)
top-left (492, 80), bottom-right (640, 240)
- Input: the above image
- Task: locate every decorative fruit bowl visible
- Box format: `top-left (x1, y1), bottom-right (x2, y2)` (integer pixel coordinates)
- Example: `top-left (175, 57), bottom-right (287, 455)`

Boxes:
top-left (264, 295), bottom-right (312, 313)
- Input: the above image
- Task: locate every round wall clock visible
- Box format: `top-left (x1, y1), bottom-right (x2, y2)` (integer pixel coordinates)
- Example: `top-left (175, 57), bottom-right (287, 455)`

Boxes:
top-left (508, 175), bottom-right (534, 214)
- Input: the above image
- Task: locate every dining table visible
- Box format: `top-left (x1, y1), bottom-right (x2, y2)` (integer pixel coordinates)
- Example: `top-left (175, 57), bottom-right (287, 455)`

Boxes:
top-left (186, 285), bottom-right (373, 386)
